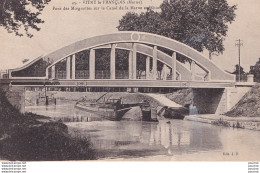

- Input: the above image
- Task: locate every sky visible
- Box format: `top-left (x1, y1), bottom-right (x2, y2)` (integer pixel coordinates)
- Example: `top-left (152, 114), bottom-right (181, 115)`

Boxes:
top-left (0, 0), bottom-right (260, 72)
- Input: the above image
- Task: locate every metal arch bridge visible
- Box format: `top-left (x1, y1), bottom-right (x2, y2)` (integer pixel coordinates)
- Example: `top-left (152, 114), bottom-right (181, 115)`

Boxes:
top-left (6, 32), bottom-right (235, 88)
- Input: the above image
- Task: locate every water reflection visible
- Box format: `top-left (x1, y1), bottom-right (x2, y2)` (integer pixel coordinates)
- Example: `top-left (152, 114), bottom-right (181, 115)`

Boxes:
top-left (67, 120), bottom-right (223, 158)
top-left (25, 100), bottom-right (105, 121)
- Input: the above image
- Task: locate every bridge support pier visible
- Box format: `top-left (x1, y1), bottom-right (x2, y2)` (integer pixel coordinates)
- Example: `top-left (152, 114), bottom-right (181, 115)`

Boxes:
top-left (192, 87), bottom-right (251, 114)
top-left (193, 88), bottom-right (226, 114)
top-left (1, 84), bottom-right (25, 114)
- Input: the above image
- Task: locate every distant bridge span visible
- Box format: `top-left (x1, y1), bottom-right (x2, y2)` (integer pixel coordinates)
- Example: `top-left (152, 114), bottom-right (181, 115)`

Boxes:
top-left (7, 32), bottom-right (235, 88)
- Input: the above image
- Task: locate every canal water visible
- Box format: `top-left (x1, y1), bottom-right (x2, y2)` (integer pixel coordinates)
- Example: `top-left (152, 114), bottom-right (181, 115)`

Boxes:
top-left (25, 100), bottom-right (260, 161)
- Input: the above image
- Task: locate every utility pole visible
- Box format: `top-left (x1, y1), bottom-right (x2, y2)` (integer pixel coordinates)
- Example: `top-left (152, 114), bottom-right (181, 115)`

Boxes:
top-left (235, 39), bottom-right (243, 82)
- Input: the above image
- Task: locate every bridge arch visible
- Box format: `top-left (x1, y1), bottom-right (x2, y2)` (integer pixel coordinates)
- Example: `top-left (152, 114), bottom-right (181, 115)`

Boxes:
top-left (9, 32), bottom-right (234, 82)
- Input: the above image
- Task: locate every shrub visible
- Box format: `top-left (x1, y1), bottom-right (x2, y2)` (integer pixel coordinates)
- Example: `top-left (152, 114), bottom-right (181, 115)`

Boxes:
top-left (0, 88), bottom-right (96, 161)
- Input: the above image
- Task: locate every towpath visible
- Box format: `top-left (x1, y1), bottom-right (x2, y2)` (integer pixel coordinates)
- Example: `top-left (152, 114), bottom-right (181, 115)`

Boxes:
top-left (145, 93), bottom-right (182, 108)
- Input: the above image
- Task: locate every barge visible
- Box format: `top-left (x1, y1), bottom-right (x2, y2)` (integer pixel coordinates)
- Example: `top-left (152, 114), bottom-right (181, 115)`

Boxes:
top-left (75, 93), bottom-right (153, 121)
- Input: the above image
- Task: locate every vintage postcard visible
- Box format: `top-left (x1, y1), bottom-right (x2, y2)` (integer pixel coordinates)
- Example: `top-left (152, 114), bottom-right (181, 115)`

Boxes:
top-left (0, 0), bottom-right (260, 169)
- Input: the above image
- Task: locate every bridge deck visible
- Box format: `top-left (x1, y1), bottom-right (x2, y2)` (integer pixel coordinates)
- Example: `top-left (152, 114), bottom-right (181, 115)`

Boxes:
top-left (1, 79), bottom-right (236, 88)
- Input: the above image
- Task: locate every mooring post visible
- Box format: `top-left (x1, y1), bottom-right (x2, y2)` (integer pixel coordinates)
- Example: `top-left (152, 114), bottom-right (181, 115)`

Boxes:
top-left (45, 96), bottom-right (48, 105)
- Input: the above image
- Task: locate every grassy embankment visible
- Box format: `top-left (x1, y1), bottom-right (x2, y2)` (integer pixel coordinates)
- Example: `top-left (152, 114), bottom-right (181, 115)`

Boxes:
top-left (0, 89), bottom-right (96, 161)
top-left (221, 84), bottom-right (260, 129)
top-left (225, 83), bottom-right (260, 117)
top-left (165, 89), bottom-right (193, 106)
top-left (165, 86), bottom-right (260, 117)
top-left (164, 87), bottom-right (260, 130)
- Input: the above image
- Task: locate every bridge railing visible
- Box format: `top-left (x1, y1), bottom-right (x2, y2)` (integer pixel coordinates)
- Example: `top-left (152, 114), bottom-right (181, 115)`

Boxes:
top-left (137, 71), bottom-right (146, 79)
top-left (165, 73), bottom-right (181, 80)
top-left (56, 71), bottom-right (66, 79)
top-left (235, 74), bottom-right (248, 82)
top-left (95, 70), bottom-right (110, 79)
top-left (76, 70), bottom-right (89, 79)
top-left (166, 75), bottom-right (172, 80)
top-left (115, 70), bottom-right (129, 79)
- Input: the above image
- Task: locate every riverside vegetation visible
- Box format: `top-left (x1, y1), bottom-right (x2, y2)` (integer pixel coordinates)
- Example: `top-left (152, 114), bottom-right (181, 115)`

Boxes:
top-left (0, 89), bottom-right (96, 161)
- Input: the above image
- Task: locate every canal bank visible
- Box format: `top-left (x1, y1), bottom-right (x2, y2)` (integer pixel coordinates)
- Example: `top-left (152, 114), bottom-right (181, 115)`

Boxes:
top-left (185, 114), bottom-right (260, 131)
top-left (0, 88), bottom-right (96, 161)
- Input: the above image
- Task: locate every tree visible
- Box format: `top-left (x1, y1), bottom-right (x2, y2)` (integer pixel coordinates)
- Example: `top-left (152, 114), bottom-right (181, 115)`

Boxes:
top-left (136, 53), bottom-right (146, 79)
top-left (12, 58), bottom-right (51, 77)
top-left (75, 50), bottom-right (89, 71)
top-left (115, 49), bottom-right (129, 71)
top-left (249, 58), bottom-right (260, 82)
top-left (95, 49), bottom-right (110, 71)
top-left (0, 0), bottom-right (51, 37)
top-left (117, 0), bottom-right (237, 57)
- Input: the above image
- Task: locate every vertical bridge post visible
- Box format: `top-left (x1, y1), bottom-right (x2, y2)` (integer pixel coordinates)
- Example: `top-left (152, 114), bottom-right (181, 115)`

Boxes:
top-left (89, 49), bottom-right (95, 80)
top-left (128, 50), bottom-right (133, 79)
top-left (72, 54), bottom-right (76, 79)
top-left (172, 52), bottom-right (177, 80)
top-left (146, 56), bottom-right (150, 79)
top-left (191, 60), bottom-right (195, 80)
top-left (110, 44), bottom-right (116, 79)
top-left (132, 43), bottom-right (137, 79)
top-left (66, 56), bottom-right (71, 79)
top-left (51, 65), bottom-right (55, 79)
top-left (153, 46), bottom-right (157, 80)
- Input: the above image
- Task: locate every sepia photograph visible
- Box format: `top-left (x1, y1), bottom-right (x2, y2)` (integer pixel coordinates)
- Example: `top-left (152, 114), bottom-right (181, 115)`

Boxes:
top-left (0, 0), bottom-right (260, 170)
